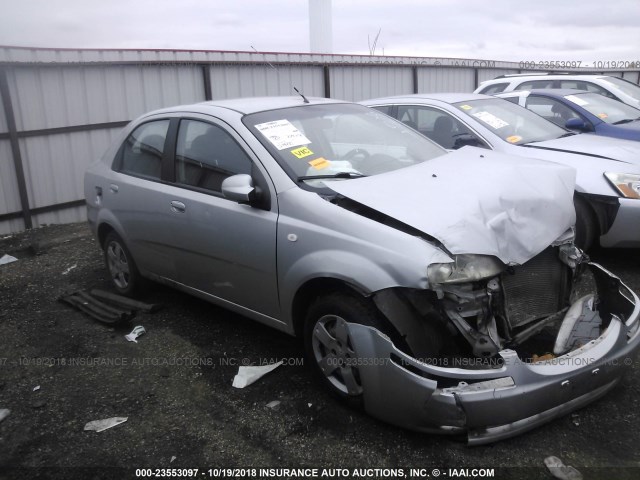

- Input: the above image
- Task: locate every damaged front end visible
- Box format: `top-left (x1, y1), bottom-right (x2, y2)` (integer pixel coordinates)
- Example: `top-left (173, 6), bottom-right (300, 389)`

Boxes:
top-left (351, 245), bottom-right (640, 444)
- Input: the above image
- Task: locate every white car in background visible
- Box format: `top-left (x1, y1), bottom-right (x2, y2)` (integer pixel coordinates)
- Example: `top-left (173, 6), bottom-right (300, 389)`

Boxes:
top-left (474, 74), bottom-right (640, 108)
top-left (362, 93), bottom-right (640, 250)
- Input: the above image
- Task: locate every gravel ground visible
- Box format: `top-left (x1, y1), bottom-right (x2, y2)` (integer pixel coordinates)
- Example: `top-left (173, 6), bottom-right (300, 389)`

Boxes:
top-left (0, 222), bottom-right (639, 480)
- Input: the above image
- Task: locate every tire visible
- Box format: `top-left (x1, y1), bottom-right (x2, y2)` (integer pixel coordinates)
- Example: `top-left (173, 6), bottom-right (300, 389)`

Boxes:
top-left (103, 231), bottom-right (142, 296)
top-left (574, 197), bottom-right (598, 252)
top-left (303, 291), bottom-right (401, 404)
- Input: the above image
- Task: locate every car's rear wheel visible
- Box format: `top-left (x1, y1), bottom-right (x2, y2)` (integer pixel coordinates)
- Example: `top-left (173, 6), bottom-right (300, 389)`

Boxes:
top-left (574, 196), bottom-right (598, 251)
top-left (303, 291), bottom-right (403, 405)
top-left (103, 231), bottom-right (142, 296)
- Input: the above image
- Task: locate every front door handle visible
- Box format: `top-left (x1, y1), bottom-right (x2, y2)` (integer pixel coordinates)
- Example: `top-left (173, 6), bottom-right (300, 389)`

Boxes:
top-left (110, 184), bottom-right (119, 193)
top-left (170, 201), bottom-right (186, 213)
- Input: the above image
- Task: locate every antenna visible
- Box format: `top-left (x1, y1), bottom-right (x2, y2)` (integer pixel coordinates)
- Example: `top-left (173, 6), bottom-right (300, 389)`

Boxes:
top-left (293, 87), bottom-right (309, 104)
top-left (250, 45), bottom-right (277, 71)
top-left (368, 28), bottom-right (382, 55)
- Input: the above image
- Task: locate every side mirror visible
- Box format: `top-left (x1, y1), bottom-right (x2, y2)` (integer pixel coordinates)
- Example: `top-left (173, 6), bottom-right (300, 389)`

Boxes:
top-left (565, 118), bottom-right (590, 131)
top-left (221, 174), bottom-right (255, 203)
top-left (453, 133), bottom-right (482, 149)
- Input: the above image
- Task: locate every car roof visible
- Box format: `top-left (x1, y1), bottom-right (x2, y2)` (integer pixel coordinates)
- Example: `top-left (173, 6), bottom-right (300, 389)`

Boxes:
top-left (500, 88), bottom-right (589, 98)
top-left (146, 96), bottom-right (348, 117)
top-left (362, 92), bottom-right (490, 105)
top-left (480, 74), bottom-right (607, 86)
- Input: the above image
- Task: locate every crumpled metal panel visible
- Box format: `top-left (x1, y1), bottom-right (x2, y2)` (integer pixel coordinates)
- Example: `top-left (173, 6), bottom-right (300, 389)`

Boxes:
top-left (327, 146), bottom-right (576, 265)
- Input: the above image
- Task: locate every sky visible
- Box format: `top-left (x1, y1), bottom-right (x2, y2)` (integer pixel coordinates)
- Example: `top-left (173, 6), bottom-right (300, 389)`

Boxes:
top-left (0, 0), bottom-right (639, 62)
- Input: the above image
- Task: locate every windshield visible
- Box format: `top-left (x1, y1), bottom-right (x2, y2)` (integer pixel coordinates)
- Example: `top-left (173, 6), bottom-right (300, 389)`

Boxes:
top-left (601, 77), bottom-right (640, 102)
top-left (243, 103), bottom-right (446, 188)
top-left (564, 92), bottom-right (640, 124)
top-left (453, 98), bottom-right (567, 145)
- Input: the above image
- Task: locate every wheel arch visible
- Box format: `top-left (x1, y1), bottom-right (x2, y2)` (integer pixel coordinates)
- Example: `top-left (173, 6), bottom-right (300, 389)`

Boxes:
top-left (291, 277), bottom-right (368, 338)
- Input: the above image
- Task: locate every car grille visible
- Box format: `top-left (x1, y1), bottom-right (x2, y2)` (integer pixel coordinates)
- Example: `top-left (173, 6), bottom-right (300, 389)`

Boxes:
top-left (501, 247), bottom-right (568, 328)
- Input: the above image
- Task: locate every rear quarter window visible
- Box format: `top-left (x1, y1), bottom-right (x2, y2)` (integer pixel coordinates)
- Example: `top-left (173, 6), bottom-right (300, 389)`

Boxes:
top-left (479, 83), bottom-right (509, 95)
top-left (116, 120), bottom-right (170, 180)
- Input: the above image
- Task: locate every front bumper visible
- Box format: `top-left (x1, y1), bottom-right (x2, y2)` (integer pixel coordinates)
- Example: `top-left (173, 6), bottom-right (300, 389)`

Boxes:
top-left (348, 263), bottom-right (640, 445)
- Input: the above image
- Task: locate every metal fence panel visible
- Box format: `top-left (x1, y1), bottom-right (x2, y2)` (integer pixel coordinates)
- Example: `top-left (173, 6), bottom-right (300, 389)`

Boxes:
top-left (19, 128), bottom-right (121, 209)
top-left (0, 140), bottom-right (20, 214)
top-left (329, 66), bottom-right (413, 101)
top-left (209, 65), bottom-right (324, 99)
top-left (0, 90), bottom-right (7, 133)
top-left (7, 65), bottom-right (205, 131)
top-left (418, 67), bottom-right (475, 93)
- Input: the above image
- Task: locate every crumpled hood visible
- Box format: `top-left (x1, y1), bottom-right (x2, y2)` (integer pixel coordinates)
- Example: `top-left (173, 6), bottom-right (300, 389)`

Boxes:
top-left (532, 134), bottom-right (640, 166)
top-left (327, 147), bottom-right (576, 265)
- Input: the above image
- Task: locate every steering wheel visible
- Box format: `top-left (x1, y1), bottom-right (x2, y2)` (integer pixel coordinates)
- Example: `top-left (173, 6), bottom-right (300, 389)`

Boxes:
top-left (343, 148), bottom-right (370, 161)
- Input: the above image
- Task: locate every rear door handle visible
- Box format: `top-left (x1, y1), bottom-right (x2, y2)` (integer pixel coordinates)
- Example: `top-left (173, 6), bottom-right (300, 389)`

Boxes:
top-left (110, 184), bottom-right (119, 193)
top-left (170, 201), bottom-right (186, 213)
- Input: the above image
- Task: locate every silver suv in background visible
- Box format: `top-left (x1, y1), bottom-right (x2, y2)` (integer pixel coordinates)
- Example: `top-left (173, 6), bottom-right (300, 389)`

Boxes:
top-left (85, 96), bottom-right (640, 444)
top-left (474, 74), bottom-right (640, 108)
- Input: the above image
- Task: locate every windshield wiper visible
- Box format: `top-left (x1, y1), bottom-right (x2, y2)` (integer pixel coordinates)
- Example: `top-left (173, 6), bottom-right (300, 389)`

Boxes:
top-left (612, 117), bottom-right (640, 125)
top-left (556, 132), bottom-right (576, 138)
top-left (297, 172), bottom-right (367, 182)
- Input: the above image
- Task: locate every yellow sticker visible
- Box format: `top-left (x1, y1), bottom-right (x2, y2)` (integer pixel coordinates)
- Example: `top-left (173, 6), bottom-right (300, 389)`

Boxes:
top-left (291, 146), bottom-right (314, 159)
top-left (460, 105), bottom-right (473, 110)
top-left (597, 113), bottom-right (608, 119)
top-left (308, 158), bottom-right (330, 170)
top-left (506, 135), bottom-right (522, 143)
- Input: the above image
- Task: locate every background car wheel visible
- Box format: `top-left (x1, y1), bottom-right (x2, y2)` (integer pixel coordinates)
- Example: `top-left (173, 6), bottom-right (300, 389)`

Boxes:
top-left (103, 231), bottom-right (142, 296)
top-left (303, 291), bottom-right (402, 406)
top-left (574, 196), bottom-right (598, 251)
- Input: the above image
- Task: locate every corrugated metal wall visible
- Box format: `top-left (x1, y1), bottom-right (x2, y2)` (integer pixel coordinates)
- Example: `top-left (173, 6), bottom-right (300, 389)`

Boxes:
top-left (1, 46), bottom-right (639, 235)
top-left (330, 66), bottom-right (412, 101)
top-left (209, 65), bottom-right (324, 99)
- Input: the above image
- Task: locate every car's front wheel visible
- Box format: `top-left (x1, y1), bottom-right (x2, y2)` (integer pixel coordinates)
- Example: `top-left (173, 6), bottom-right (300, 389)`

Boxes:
top-left (103, 231), bottom-right (142, 296)
top-left (303, 291), bottom-right (400, 405)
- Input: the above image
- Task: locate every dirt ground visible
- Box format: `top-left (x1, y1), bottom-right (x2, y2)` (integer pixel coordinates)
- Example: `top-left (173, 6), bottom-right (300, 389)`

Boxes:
top-left (0, 222), bottom-right (639, 480)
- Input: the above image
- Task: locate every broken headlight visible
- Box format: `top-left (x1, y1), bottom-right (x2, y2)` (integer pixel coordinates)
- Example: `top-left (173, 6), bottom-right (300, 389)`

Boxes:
top-left (604, 172), bottom-right (640, 199)
top-left (427, 254), bottom-right (505, 285)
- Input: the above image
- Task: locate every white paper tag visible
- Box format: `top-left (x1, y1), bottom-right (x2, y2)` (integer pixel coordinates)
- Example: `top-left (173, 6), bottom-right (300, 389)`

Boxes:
top-left (473, 111), bottom-right (509, 129)
top-left (565, 95), bottom-right (589, 106)
top-left (255, 120), bottom-right (311, 150)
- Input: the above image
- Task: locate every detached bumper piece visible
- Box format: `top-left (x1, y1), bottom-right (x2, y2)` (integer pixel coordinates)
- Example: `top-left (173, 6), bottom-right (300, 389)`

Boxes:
top-left (58, 290), bottom-right (160, 325)
top-left (348, 263), bottom-right (640, 445)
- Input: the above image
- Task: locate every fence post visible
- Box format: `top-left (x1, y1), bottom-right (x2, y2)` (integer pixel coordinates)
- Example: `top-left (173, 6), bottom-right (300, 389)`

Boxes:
top-left (0, 66), bottom-right (32, 229)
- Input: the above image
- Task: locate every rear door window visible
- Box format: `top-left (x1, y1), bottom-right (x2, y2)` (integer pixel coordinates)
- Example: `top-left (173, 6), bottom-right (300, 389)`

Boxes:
top-left (515, 80), bottom-right (555, 90)
top-left (479, 83), bottom-right (509, 94)
top-left (118, 120), bottom-right (170, 180)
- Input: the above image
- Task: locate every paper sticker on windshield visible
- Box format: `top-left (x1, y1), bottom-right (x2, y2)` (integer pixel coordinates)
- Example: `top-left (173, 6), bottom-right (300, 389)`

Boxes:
top-left (308, 158), bottom-right (329, 170)
top-left (472, 111), bottom-right (509, 129)
top-left (291, 146), bottom-right (314, 159)
top-left (565, 95), bottom-right (589, 106)
top-left (255, 119), bottom-right (311, 150)
top-left (506, 135), bottom-right (522, 143)
top-left (459, 104), bottom-right (473, 110)
top-left (597, 113), bottom-right (608, 119)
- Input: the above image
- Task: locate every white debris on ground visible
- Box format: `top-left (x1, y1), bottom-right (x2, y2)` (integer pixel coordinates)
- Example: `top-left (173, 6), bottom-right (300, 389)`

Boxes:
top-left (84, 417), bottom-right (128, 432)
top-left (232, 361), bottom-right (283, 388)
top-left (125, 326), bottom-right (146, 343)
top-left (544, 456), bottom-right (583, 480)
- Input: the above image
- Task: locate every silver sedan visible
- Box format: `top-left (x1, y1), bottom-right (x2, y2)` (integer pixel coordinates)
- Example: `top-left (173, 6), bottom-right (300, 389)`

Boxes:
top-left (85, 96), bottom-right (640, 444)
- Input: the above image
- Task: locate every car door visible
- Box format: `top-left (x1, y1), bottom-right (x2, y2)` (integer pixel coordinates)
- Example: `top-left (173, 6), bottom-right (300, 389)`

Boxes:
top-left (108, 117), bottom-right (181, 280)
top-left (160, 116), bottom-right (280, 318)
